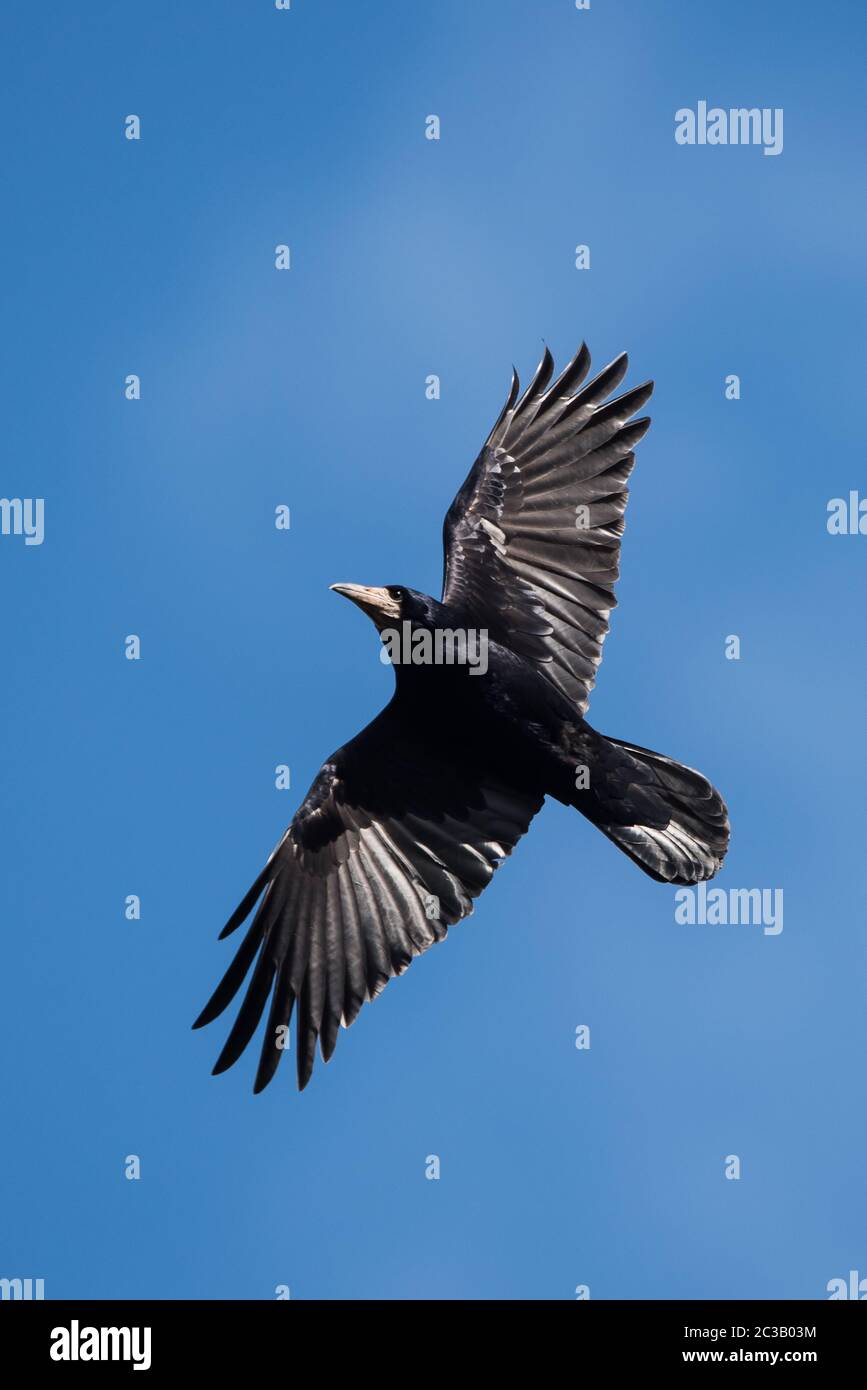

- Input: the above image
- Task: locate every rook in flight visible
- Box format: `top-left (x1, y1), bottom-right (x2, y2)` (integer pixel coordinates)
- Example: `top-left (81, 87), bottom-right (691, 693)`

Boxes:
top-left (194, 343), bottom-right (730, 1090)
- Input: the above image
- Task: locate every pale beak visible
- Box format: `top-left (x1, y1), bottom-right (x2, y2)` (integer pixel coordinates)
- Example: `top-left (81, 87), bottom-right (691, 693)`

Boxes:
top-left (330, 583), bottom-right (401, 628)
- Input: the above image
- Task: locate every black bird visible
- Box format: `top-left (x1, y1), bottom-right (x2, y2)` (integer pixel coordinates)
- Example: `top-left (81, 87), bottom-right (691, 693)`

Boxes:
top-left (194, 343), bottom-right (729, 1091)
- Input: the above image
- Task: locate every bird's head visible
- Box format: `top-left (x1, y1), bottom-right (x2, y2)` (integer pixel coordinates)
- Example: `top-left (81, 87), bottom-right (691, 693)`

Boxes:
top-left (330, 583), bottom-right (443, 632)
top-left (330, 584), bottom-right (486, 680)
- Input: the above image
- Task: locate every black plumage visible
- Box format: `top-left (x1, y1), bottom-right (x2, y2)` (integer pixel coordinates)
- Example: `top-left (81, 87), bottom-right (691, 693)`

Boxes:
top-left (194, 343), bottom-right (730, 1091)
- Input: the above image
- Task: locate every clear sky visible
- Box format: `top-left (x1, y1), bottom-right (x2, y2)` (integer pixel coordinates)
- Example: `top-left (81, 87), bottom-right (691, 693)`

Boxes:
top-left (2, 0), bottom-right (865, 1300)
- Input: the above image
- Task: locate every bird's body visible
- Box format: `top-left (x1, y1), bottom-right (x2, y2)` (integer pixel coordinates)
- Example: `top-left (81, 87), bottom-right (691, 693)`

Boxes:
top-left (195, 343), bottom-right (730, 1090)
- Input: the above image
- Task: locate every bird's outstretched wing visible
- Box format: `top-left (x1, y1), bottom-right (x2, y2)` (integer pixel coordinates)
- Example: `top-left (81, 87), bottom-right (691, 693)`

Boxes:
top-left (194, 702), bottom-right (542, 1091)
top-left (442, 344), bottom-right (653, 715)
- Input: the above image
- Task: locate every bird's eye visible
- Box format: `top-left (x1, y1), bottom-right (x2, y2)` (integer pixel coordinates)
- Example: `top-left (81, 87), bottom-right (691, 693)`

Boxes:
top-left (389, 587), bottom-right (406, 601)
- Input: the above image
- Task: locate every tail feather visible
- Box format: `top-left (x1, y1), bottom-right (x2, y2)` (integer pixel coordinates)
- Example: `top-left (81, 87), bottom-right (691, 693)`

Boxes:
top-left (580, 735), bottom-right (730, 884)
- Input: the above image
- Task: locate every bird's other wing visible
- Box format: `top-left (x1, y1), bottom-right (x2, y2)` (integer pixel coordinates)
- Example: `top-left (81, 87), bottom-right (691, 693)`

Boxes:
top-left (442, 344), bottom-right (653, 715)
top-left (194, 702), bottom-right (543, 1091)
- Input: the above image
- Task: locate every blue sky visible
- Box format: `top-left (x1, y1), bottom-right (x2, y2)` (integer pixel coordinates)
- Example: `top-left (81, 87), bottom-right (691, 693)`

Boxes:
top-left (2, 0), bottom-right (865, 1299)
